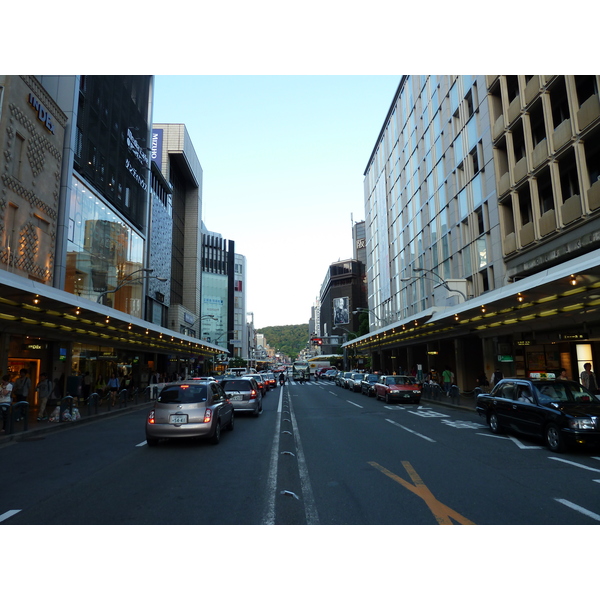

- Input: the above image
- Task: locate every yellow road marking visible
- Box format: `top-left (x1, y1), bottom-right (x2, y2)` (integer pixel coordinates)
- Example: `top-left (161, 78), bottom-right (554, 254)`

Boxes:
top-left (369, 461), bottom-right (475, 525)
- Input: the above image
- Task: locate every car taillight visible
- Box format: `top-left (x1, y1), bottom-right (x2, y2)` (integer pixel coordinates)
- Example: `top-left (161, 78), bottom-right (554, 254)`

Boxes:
top-left (204, 408), bottom-right (213, 423)
top-left (148, 410), bottom-right (155, 424)
top-left (251, 390), bottom-right (257, 399)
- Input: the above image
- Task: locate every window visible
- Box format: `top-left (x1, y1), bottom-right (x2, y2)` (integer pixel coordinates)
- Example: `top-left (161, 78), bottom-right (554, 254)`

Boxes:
top-left (574, 75), bottom-right (598, 108)
top-left (558, 148), bottom-right (580, 200)
top-left (583, 129), bottom-right (600, 185)
top-left (549, 77), bottom-right (570, 129)
top-left (518, 182), bottom-right (533, 225)
top-left (529, 99), bottom-right (547, 147)
top-left (506, 75), bottom-right (520, 103)
top-left (537, 167), bottom-right (554, 214)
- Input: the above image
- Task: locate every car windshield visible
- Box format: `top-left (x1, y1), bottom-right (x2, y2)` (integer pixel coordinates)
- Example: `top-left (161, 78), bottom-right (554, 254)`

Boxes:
top-left (222, 380), bottom-right (252, 391)
top-left (533, 380), bottom-right (600, 403)
top-left (158, 385), bottom-right (208, 404)
top-left (366, 375), bottom-right (378, 382)
top-left (353, 374), bottom-right (363, 380)
top-left (387, 377), bottom-right (416, 385)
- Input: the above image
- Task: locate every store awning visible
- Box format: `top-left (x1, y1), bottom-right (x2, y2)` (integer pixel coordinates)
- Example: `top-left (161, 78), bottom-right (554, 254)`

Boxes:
top-left (0, 270), bottom-right (227, 358)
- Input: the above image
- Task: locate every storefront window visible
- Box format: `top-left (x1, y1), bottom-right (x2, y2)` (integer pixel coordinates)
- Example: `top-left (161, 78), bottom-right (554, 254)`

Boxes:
top-left (65, 175), bottom-right (144, 317)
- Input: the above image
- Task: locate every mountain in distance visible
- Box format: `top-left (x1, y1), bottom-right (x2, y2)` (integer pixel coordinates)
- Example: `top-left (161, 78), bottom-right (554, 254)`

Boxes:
top-left (257, 324), bottom-right (310, 361)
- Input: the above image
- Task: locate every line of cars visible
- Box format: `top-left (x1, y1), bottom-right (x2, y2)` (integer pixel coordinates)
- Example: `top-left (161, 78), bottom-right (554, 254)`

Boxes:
top-left (332, 370), bottom-right (422, 404)
top-left (145, 371), bottom-right (278, 447)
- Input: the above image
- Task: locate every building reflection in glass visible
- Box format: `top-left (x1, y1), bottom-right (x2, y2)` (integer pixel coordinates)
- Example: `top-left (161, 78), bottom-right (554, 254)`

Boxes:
top-left (65, 175), bottom-right (144, 317)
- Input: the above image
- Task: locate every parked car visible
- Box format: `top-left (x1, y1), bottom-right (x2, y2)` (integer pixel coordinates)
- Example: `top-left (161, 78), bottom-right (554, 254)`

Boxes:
top-left (221, 377), bottom-right (262, 417)
top-left (341, 372), bottom-right (355, 389)
top-left (334, 372), bottom-right (347, 386)
top-left (360, 373), bottom-right (379, 396)
top-left (247, 373), bottom-right (268, 397)
top-left (145, 381), bottom-right (234, 446)
top-left (374, 375), bottom-right (422, 404)
top-left (475, 375), bottom-right (600, 452)
top-left (348, 372), bottom-right (365, 392)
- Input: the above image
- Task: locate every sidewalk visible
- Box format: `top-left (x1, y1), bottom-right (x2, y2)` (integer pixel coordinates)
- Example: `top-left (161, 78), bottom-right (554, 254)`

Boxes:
top-left (422, 390), bottom-right (478, 412)
top-left (0, 396), bottom-right (153, 446)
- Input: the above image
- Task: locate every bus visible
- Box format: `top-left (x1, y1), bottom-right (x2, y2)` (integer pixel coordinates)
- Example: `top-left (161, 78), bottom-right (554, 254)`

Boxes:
top-left (292, 360), bottom-right (310, 381)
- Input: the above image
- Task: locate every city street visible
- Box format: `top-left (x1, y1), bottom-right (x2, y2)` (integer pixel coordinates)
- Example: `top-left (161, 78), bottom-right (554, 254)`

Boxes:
top-left (2, 379), bottom-right (600, 526)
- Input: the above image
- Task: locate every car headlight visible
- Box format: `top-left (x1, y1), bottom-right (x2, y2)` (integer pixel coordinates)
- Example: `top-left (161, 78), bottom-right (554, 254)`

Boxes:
top-left (390, 389), bottom-right (399, 393)
top-left (568, 417), bottom-right (595, 430)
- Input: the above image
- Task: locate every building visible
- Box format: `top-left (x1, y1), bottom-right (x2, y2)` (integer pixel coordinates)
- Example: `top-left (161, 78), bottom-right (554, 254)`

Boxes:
top-left (0, 76), bottom-right (223, 406)
top-left (319, 258), bottom-right (366, 356)
top-left (347, 75), bottom-right (600, 388)
top-left (233, 253), bottom-right (248, 360)
top-left (200, 227), bottom-right (235, 360)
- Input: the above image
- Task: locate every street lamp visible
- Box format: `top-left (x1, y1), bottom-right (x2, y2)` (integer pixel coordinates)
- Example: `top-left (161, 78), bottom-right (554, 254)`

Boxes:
top-left (96, 268), bottom-right (168, 304)
top-left (352, 307), bottom-right (383, 323)
top-left (402, 267), bottom-right (468, 302)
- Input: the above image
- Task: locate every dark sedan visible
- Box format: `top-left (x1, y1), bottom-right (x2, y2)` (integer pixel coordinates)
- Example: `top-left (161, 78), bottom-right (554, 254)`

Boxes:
top-left (360, 373), bottom-right (379, 396)
top-left (476, 376), bottom-right (600, 452)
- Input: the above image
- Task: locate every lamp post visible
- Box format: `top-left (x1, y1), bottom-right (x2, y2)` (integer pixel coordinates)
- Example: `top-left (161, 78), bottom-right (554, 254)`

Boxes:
top-left (96, 268), bottom-right (168, 304)
top-left (352, 307), bottom-right (383, 323)
top-left (403, 267), bottom-right (468, 302)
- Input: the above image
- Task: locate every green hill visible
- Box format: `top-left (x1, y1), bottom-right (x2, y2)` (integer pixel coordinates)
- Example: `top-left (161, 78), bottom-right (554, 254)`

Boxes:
top-left (258, 324), bottom-right (310, 361)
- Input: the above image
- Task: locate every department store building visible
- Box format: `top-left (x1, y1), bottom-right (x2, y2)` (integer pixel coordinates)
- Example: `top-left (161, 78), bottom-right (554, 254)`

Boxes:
top-left (0, 76), bottom-right (224, 407)
top-left (346, 75), bottom-right (600, 388)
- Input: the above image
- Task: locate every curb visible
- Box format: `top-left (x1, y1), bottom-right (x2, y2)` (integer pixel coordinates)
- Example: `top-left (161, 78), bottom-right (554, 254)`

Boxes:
top-left (0, 400), bottom-right (152, 446)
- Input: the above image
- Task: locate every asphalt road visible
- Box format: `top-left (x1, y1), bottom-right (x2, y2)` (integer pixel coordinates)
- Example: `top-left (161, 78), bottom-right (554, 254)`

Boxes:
top-left (2, 379), bottom-right (600, 525)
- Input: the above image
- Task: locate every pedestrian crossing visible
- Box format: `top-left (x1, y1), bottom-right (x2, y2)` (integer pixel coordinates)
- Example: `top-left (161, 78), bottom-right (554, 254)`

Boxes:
top-left (285, 379), bottom-right (336, 386)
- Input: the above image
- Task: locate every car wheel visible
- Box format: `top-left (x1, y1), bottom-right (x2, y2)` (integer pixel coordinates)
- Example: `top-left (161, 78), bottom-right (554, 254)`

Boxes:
top-left (146, 436), bottom-right (159, 447)
top-left (545, 423), bottom-right (565, 452)
top-left (226, 411), bottom-right (234, 431)
top-left (210, 420), bottom-right (221, 445)
top-left (488, 411), bottom-right (502, 434)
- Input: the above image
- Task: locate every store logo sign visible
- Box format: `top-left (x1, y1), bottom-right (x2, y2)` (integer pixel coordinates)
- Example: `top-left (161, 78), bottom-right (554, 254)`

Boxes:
top-left (28, 93), bottom-right (55, 134)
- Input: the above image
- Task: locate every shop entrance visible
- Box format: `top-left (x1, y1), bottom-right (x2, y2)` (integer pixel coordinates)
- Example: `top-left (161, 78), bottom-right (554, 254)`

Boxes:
top-left (8, 358), bottom-right (41, 410)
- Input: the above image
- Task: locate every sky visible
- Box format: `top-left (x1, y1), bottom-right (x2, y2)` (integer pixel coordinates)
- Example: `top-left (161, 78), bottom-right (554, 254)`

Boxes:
top-left (151, 75), bottom-right (400, 330)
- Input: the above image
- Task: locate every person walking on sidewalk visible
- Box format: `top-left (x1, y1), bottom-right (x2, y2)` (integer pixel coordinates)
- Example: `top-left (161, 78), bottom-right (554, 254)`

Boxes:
top-left (442, 366), bottom-right (454, 396)
top-left (13, 369), bottom-right (31, 404)
top-left (1, 375), bottom-right (13, 433)
top-left (35, 373), bottom-right (53, 421)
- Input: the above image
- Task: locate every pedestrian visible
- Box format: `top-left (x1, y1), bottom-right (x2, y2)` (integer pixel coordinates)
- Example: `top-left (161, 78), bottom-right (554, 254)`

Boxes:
top-left (299, 372), bottom-right (305, 384)
top-left (107, 372), bottom-right (120, 406)
top-left (557, 369), bottom-right (568, 380)
top-left (1, 375), bottom-right (13, 433)
top-left (82, 371), bottom-right (92, 399)
top-left (580, 363), bottom-right (598, 392)
top-left (476, 372), bottom-right (489, 389)
top-left (442, 366), bottom-right (454, 396)
top-left (13, 369), bottom-right (32, 403)
top-left (35, 372), bottom-right (53, 421)
top-left (490, 368), bottom-right (504, 387)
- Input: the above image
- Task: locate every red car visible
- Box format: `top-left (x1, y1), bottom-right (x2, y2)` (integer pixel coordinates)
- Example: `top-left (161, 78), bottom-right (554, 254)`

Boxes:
top-left (374, 375), bottom-right (422, 404)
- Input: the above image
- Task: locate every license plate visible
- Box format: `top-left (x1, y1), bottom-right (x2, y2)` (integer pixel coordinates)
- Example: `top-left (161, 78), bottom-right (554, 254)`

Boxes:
top-left (169, 414), bottom-right (188, 424)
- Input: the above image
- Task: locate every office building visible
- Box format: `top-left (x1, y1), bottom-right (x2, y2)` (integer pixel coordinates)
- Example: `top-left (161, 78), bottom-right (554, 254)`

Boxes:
top-left (348, 75), bottom-right (600, 387)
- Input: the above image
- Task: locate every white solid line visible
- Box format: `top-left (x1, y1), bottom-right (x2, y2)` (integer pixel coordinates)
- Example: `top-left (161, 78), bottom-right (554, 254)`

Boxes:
top-left (0, 510), bottom-right (21, 523)
top-left (136, 441), bottom-right (147, 447)
top-left (347, 401), bottom-right (363, 408)
top-left (385, 418), bottom-right (436, 442)
top-left (554, 498), bottom-right (600, 522)
top-left (548, 456), bottom-right (600, 473)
